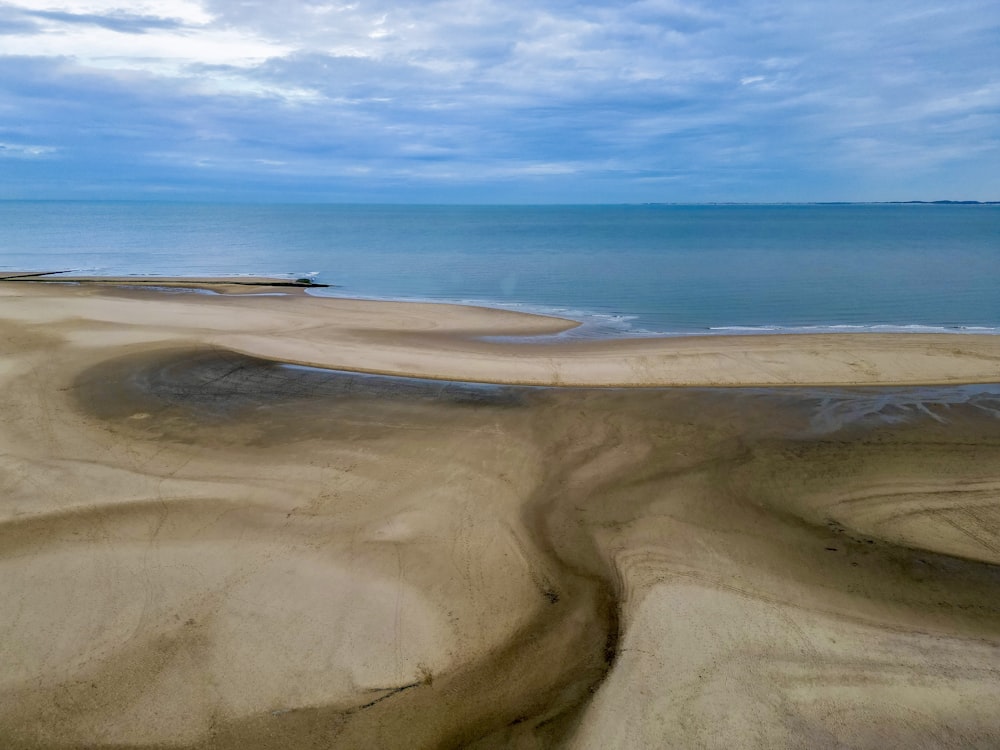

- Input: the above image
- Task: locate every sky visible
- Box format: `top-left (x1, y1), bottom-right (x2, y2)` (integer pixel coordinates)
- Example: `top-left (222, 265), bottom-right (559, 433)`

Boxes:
top-left (0, 0), bottom-right (997, 202)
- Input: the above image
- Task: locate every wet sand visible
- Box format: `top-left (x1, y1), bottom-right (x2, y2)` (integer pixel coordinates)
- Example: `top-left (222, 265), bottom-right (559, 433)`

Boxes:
top-left (1, 279), bottom-right (1000, 748)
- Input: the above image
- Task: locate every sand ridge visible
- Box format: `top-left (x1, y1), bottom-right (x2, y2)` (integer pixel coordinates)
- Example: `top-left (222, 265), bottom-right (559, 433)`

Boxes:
top-left (2, 278), bottom-right (1000, 386)
top-left (1, 279), bottom-right (999, 748)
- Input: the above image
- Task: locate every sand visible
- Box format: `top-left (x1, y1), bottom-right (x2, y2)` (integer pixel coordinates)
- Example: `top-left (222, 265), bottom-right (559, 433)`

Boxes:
top-left (1, 278), bottom-right (999, 749)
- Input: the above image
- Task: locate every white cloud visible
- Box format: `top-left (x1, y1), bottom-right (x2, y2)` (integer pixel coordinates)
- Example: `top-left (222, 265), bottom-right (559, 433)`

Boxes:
top-left (0, 24), bottom-right (289, 69)
top-left (184, 73), bottom-right (323, 102)
top-left (0, 142), bottom-right (58, 157)
top-left (9, 0), bottom-right (213, 24)
top-left (493, 162), bottom-right (580, 176)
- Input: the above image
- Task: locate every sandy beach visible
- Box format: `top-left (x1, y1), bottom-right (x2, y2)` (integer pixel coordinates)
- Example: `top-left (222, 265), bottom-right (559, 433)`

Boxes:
top-left (2, 278), bottom-right (999, 748)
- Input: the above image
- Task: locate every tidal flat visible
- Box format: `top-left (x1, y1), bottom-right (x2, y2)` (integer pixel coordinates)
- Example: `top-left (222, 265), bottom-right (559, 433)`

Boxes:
top-left (1, 279), bottom-right (999, 748)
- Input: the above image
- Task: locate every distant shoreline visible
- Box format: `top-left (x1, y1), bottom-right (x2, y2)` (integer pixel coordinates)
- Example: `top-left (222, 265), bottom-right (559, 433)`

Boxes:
top-left (0, 271), bottom-right (327, 289)
top-left (1, 199), bottom-right (998, 206)
top-left (641, 200), bottom-right (1000, 206)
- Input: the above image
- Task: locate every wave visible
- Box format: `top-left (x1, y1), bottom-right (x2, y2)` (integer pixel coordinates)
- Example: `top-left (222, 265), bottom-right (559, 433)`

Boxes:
top-left (460, 301), bottom-right (657, 340)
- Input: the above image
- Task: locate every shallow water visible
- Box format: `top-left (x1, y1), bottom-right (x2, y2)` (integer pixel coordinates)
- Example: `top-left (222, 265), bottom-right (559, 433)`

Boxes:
top-left (74, 347), bottom-right (1000, 442)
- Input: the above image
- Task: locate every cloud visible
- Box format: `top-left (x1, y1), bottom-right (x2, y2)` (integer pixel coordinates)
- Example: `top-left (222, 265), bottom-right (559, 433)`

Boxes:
top-left (0, 0), bottom-right (997, 200)
top-left (0, 23), bottom-right (289, 71)
top-left (9, 0), bottom-right (212, 25)
top-left (0, 141), bottom-right (58, 157)
top-left (0, 5), bottom-right (40, 33)
top-left (18, 8), bottom-right (186, 34)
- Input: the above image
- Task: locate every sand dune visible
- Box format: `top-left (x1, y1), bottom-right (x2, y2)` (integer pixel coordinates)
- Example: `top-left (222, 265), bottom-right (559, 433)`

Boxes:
top-left (1, 279), bottom-right (999, 748)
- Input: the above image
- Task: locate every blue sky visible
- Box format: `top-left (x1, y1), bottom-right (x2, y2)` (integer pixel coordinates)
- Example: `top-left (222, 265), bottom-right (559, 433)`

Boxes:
top-left (0, 0), bottom-right (997, 202)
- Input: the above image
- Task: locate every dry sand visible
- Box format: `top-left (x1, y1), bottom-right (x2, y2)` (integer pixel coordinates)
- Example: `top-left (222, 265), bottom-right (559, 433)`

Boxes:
top-left (1, 278), bottom-right (999, 748)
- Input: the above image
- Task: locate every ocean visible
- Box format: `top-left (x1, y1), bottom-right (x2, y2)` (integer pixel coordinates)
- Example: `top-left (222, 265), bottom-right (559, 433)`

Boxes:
top-left (1, 202), bottom-right (997, 337)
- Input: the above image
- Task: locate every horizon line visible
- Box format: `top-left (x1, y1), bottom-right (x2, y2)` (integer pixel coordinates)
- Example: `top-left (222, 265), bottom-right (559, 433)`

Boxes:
top-left (1, 199), bottom-right (998, 206)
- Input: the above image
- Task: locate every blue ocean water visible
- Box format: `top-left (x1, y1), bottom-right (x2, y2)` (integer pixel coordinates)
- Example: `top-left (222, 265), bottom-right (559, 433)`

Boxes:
top-left (1, 202), bottom-right (997, 336)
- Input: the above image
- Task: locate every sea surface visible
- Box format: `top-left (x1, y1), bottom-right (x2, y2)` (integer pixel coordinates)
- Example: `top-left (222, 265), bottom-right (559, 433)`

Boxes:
top-left (1, 202), bottom-right (997, 337)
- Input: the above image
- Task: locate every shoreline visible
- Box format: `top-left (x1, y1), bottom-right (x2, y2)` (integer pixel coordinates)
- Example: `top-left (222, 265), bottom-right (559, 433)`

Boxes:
top-left (6, 271), bottom-right (1000, 341)
top-left (2, 275), bottom-right (1000, 387)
